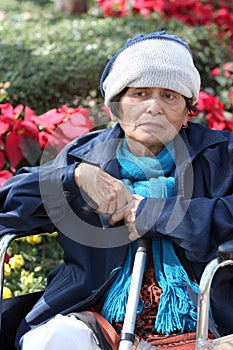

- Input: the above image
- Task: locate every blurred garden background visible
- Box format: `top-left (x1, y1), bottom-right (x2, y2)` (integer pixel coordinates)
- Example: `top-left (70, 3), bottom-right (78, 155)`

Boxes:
top-left (0, 0), bottom-right (232, 298)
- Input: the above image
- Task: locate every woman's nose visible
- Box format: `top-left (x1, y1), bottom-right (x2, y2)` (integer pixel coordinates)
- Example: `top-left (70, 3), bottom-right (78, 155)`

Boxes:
top-left (146, 96), bottom-right (163, 115)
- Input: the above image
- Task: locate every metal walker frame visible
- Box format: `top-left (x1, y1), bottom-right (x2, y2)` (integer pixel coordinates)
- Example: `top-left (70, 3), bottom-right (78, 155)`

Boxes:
top-left (0, 234), bottom-right (233, 349)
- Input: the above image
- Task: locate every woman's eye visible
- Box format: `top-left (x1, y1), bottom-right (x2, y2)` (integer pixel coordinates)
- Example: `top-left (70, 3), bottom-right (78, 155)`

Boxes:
top-left (164, 93), bottom-right (173, 99)
top-left (163, 92), bottom-right (176, 100)
top-left (135, 91), bottom-right (146, 97)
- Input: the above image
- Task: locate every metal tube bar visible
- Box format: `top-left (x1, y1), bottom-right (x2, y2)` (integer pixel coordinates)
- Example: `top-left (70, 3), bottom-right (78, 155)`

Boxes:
top-left (196, 258), bottom-right (233, 350)
top-left (119, 239), bottom-right (148, 350)
top-left (0, 233), bottom-right (18, 331)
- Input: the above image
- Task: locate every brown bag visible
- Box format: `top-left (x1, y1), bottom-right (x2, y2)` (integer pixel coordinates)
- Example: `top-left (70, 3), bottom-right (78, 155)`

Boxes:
top-left (67, 310), bottom-right (120, 350)
top-left (88, 311), bottom-right (120, 350)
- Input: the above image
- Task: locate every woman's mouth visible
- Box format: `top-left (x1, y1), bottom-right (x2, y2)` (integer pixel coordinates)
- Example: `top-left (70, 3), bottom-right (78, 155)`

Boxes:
top-left (139, 122), bottom-right (165, 129)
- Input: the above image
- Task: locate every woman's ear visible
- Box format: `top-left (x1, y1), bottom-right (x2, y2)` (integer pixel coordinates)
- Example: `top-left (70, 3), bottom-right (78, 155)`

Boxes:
top-left (182, 110), bottom-right (189, 127)
top-left (110, 112), bottom-right (118, 122)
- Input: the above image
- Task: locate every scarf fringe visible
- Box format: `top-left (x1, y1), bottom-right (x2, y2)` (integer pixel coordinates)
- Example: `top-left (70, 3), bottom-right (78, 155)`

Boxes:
top-left (152, 238), bottom-right (198, 333)
top-left (102, 244), bottom-right (136, 323)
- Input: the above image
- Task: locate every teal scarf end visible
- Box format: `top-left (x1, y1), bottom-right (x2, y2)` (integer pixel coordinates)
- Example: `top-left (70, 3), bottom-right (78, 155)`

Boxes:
top-left (101, 243), bottom-right (137, 323)
top-left (152, 238), bottom-right (198, 334)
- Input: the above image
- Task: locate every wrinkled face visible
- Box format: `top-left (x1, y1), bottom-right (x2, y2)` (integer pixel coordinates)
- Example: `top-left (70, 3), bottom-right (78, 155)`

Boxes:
top-left (115, 87), bottom-right (188, 156)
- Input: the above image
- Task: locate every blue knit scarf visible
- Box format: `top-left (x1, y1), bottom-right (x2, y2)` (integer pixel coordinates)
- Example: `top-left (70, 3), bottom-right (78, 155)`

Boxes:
top-left (101, 138), bottom-right (199, 334)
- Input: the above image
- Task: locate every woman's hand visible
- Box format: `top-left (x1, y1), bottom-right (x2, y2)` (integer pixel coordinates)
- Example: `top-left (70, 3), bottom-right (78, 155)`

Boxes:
top-left (74, 163), bottom-right (133, 215)
top-left (109, 194), bottom-right (144, 240)
top-left (75, 163), bottom-right (144, 239)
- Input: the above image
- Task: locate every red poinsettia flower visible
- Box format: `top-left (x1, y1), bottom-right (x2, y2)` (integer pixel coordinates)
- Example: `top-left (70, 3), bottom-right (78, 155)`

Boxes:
top-left (165, 0), bottom-right (213, 26)
top-left (227, 119), bottom-right (233, 132)
top-left (0, 103), bottom-right (24, 119)
top-left (39, 128), bottom-right (71, 159)
top-left (0, 104), bottom-right (24, 135)
top-left (211, 67), bottom-right (221, 77)
top-left (0, 140), bottom-right (5, 169)
top-left (205, 110), bottom-right (227, 130)
top-left (0, 104), bottom-right (40, 168)
top-left (42, 109), bottom-right (93, 157)
top-left (0, 118), bottom-right (11, 136)
top-left (0, 170), bottom-right (13, 186)
top-left (31, 108), bottom-right (66, 131)
top-left (58, 105), bottom-right (91, 118)
top-left (197, 90), bottom-right (231, 130)
top-left (58, 105), bottom-right (92, 140)
top-left (59, 112), bottom-right (93, 140)
top-left (197, 92), bottom-right (225, 113)
top-left (98, 0), bottom-right (130, 16)
top-left (37, 129), bottom-right (53, 149)
top-left (33, 105), bottom-right (93, 150)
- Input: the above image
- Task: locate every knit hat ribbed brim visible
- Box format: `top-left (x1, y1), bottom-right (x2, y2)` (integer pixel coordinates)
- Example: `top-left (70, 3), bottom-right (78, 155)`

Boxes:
top-left (100, 31), bottom-right (201, 106)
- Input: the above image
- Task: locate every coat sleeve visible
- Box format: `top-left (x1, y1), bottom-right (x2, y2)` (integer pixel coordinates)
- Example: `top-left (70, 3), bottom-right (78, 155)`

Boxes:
top-left (136, 194), bottom-right (233, 262)
top-left (0, 144), bottom-right (81, 237)
top-left (136, 131), bottom-right (233, 263)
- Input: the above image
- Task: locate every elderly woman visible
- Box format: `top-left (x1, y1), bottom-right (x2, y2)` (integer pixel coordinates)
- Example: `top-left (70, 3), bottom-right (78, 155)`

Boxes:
top-left (0, 31), bottom-right (233, 350)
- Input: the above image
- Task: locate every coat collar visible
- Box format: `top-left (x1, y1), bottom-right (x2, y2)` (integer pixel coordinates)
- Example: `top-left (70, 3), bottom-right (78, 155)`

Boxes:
top-left (68, 123), bottom-right (123, 178)
top-left (177, 121), bottom-right (228, 160)
top-left (69, 121), bottom-right (228, 167)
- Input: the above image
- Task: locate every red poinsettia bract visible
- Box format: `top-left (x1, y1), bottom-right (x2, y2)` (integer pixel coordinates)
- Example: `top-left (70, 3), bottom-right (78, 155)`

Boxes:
top-left (0, 104), bottom-right (93, 186)
top-left (0, 170), bottom-right (13, 186)
top-left (197, 91), bottom-right (232, 131)
top-left (98, 0), bottom-right (233, 48)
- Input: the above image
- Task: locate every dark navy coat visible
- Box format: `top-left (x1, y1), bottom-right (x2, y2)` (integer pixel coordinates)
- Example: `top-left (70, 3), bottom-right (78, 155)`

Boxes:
top-left (0, 122), bottom-right (233, 347)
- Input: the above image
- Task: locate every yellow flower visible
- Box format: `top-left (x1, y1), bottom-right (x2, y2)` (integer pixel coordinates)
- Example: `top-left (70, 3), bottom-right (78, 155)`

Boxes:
top-left (4, 263), bottom-right (11, 276)
top-left (21, 270), bottom-right (37, 286)
top-left (49, 231), bottom-right (58, 237)
top-left (3, 286), bottom-right (12, 299)
top-left (25, 235), bottom-right (42, 245)
top-left (9, 254), bottom-right (24, 269)
top-left (22, 272), bottom-right (34, 286)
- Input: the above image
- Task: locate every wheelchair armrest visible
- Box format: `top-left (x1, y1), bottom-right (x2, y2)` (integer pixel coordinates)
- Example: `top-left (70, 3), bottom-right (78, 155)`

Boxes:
top-left (0, 233), bottom-right (19, 293)
top-left (217, 239), bottom-right (233, 260)
top-left (196, 239), bottom-right (233, 349)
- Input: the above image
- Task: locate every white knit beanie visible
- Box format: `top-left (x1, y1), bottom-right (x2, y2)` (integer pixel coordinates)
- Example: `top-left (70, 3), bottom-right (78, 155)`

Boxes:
top-left (100, 31), bottom-right (201, 106)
